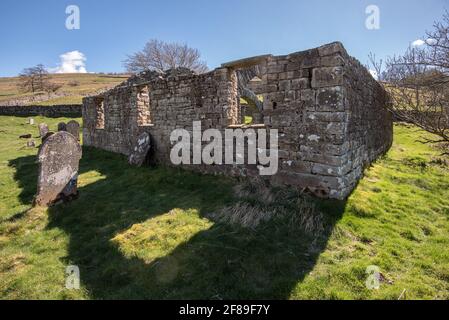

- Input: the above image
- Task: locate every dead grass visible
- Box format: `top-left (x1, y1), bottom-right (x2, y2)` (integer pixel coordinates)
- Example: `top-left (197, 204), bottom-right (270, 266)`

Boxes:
top-left (208, 178), bottom-right (324, 234)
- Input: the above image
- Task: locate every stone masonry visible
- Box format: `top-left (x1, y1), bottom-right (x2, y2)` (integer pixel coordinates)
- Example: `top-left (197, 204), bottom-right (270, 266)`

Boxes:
top-left (82, 42), bottom-right (393, 200)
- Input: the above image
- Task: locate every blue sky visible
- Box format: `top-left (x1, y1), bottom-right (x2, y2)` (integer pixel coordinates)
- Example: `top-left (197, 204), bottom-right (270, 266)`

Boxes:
top-left (0, 0), bottom-right (447, 77)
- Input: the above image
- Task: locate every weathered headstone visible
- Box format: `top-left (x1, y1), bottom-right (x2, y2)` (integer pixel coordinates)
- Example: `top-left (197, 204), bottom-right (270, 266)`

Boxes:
top-left (28, 118), bottom-right (34, 125)
top-left (27, 140), bottom-right (36, 148)
top-left (57, 122), bottom-right (67, 132)
top-left (38, 123), bottom-right (49, 138)
top-left (35, 131), bottom-right (82, 206)
top-left (128, 132), bottom-right (151, 166)
top-left (66, 120), bottom-right (80, 141)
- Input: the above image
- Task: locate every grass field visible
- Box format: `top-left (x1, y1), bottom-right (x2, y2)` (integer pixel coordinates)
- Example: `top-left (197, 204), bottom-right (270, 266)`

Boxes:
top-left (0, 116), bottom-right (448, 299)
top-left (0, 73), bottom-right (129, 105)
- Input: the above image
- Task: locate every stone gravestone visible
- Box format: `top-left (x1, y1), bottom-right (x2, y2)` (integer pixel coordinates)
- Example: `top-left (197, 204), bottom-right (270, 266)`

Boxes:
top-left (38, 123), bottom-right (49, 138)
top-left (128, 132), bottom-right (151, 166)
top-left (66, 120), bottom-right (80, 141)
top-left (28, 118), bottom-right (34, 125)
top-left (57, 122), bottom-right (67, 132)
top-left (35, 131), bottom-right (82, 206)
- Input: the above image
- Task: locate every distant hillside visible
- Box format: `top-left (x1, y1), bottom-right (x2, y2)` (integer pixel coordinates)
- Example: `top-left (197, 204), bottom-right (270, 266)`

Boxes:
top-left (0, 73), bottom-right (130, 106)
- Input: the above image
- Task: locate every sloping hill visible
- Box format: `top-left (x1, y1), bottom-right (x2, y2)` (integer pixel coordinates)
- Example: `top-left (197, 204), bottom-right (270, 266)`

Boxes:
top-left (0, 73), bottom-right (130, 106)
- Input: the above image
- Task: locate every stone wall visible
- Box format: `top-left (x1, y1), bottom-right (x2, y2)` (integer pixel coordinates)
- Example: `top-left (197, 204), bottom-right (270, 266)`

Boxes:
top-left (83, 68), bottom-right (237, 157)
top-left (82, 42), bottom-right (393, 200)
top-left (0, 92), bottom-right (73, 107)
top-left (343, 57), bottom-right (393, 195)
top-left (0, 104), bottom-right (82, 117)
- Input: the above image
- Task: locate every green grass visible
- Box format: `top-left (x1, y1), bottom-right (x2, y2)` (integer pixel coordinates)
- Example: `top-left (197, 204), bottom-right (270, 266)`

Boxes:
top-left (0, 116), bottom-right (448, 299)
top-left (244, 116), bottom-right (253, 124)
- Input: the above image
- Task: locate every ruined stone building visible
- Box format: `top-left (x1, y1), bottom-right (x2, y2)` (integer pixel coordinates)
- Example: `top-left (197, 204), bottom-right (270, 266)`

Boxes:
top-left (82, 42), bottom-right (392, 200)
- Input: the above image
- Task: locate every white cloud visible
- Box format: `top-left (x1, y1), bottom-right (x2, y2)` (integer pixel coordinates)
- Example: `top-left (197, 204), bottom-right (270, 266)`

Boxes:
top-left (369, 69), bottom-right (378, 80)
top-left (50, 50), bottom-right (87, 73)
top-left (412, 39), bottom-right (425, 47)
top-left (412, 38), bottom-right (437, 47)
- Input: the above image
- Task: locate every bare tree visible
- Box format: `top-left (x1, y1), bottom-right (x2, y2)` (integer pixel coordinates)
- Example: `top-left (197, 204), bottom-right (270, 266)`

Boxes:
top-left (367, 52), bottom-right (384, 81)
top-left (368, 12), bottom-right (449, 147)
top-left (123, 39), bottom-right (208, 74)
top-left (18, 64), bottom-right (51, 93)
top-left (425, 11), bottom-right (449, 70)
top-left (18, 66), bottom-right (38, 93)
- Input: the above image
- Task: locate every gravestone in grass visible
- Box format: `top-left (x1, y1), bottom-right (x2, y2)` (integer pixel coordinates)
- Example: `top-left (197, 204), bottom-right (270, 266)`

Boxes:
top-left (38, 123), bottom-right (49, 138)
top-left (66, 120), bottom-right (80, 141)
top-left (35, 131), bottom-right (82, 206)
top-left (128, 132), bottom-right (151, 166)
top-left (57, 122), bottom-right (67, 132)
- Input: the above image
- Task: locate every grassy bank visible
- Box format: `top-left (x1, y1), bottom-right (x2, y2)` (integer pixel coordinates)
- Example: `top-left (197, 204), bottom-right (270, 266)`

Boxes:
top-left (0, 116), bottom-right (448, 299)
top-left (0, 74), bottom-right (129, 105)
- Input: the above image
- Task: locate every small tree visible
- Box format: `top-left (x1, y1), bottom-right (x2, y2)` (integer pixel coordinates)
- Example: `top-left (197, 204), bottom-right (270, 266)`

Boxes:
top-left (18, 67), bottom-right (38, 93)
top-left (368, 12), bottom-right (449, 147)
top-left (18, 64), bottom-right (51, 93)
top-left (123, 39), bottom-right (208, 74)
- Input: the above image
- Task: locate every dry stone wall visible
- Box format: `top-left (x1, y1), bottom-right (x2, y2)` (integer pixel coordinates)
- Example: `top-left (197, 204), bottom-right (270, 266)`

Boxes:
top-left (82, 42), bottom-right (392, 199)
top-left (0, 104), bottom-right (82, 117)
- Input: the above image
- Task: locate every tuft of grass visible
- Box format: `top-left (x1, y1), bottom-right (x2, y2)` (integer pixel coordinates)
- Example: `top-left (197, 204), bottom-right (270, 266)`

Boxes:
top-left (244, 116), bottom-right (253, 124)
top-left (209, 179), bottom-right (324, 234)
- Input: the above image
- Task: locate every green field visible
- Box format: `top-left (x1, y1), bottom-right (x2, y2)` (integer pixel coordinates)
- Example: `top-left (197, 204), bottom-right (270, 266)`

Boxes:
top-left (0, 116), bottom-right (448, 299)
top-left (0, 73), bottom-right (129, 105)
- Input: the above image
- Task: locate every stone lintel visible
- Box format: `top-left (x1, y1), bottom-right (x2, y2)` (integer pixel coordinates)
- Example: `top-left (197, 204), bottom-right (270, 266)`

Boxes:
top-left (221, 54), bottom-right (272, 69)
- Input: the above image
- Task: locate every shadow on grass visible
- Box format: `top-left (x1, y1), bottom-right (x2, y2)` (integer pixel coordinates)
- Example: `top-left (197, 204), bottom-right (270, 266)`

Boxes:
top-left (9, 147), bottom-right (346, 299)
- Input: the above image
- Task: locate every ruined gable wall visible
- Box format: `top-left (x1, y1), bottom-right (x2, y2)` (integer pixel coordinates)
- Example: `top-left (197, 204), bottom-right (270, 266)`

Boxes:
top-left (83, 67), bottom-right (238, 161)
top-left (260, 42), bottom-right (392, 199)
top-left (260, 43), bottom-right (353, 198)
